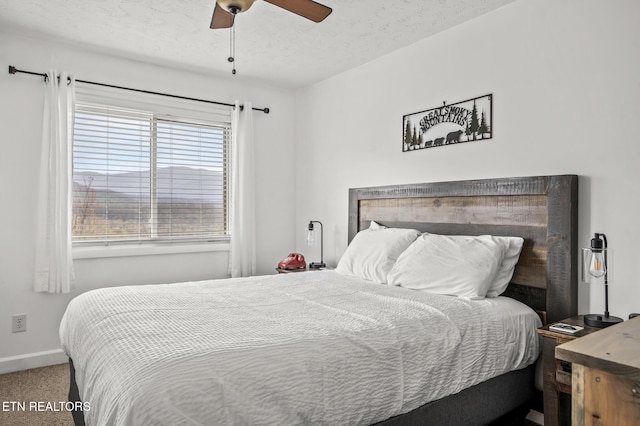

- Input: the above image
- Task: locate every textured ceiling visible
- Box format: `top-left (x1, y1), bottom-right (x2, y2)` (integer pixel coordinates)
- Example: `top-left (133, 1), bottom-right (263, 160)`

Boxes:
top-left (0, 0), bottom-right (515, 89)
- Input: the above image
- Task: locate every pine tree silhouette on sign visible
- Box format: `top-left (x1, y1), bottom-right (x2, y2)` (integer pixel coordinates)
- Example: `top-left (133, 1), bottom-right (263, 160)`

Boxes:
top-left (478, 110), bottom-right (490, 139)
top-left (404, 118), bottom-right (412, 150)
top-left (411, 126), bottom-right (418, 150)
top-left (469, 100), bottom-right (480, 140)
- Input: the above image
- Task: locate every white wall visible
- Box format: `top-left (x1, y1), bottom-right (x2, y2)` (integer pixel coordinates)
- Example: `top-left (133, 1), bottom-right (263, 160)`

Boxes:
top-left (0, 33), bottom-right (296, 370)
top-left (294, 0), bottom-right (640, 319)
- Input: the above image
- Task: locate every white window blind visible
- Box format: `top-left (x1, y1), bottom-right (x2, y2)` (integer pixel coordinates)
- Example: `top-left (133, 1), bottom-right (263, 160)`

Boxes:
top-left (72, 103), bottom-right (231, 244)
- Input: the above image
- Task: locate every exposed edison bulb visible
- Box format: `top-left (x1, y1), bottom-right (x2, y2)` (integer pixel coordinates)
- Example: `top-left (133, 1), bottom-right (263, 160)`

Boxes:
top-left (306, 222), bottom-right (315, 245)
top-left (589, 251), bottom-right (606, 278)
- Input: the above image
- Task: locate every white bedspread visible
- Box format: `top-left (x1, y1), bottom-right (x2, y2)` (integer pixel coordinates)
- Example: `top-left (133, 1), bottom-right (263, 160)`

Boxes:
top-left (59, 271), bottom-right (541, 425)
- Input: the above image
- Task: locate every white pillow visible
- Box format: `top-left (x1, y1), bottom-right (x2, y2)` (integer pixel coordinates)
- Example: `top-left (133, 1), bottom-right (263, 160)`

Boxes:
top-left (485, 236), bottom-right (525, 297)
top-left (387, 233), bottom-right (506, 299)
top-left (336, 225), bottom-right (420, 284)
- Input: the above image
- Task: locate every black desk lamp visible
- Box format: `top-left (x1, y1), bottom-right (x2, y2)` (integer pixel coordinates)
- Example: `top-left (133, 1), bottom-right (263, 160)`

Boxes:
top-left (582, 233), bottom-right (623, 328)
top-left (307, 220), bottom-right (326, 269)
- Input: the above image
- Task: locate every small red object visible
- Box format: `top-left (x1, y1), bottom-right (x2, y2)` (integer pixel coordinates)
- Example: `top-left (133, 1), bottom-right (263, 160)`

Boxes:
top-left (278, 253), bottom-right (306, 269)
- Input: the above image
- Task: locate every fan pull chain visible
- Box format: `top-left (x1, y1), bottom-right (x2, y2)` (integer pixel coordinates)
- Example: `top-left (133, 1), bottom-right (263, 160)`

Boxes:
top-left (228, 18), bottom-right (236, 75)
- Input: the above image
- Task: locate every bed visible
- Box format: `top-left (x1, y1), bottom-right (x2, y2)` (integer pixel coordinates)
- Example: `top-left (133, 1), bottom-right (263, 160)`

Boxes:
top-left (61, 174), bottom-right (578, 425)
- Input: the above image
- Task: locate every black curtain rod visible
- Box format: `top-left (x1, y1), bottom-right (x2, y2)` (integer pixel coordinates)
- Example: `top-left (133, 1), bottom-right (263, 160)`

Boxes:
top-left (8, 65), bottom-right (270, 114)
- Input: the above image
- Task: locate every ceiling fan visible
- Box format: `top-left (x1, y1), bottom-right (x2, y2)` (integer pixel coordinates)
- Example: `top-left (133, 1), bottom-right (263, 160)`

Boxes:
top-left (210, 0), bottom-right (333, 29)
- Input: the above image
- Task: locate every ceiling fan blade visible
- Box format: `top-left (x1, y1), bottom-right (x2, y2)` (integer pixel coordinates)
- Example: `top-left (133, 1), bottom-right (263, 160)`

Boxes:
top-left (210, 2), bottom-right (235, 29)
top-left (263, 0), bottom-right (332, 23)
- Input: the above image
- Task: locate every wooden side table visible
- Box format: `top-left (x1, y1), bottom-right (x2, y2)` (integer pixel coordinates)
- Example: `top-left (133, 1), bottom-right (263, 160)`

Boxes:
top-left (275, 267), bottom-right (328, 273)
top-left (276, 267), bottom-right (306, 273)
top-left (556, 317), bottom-right (640, 425)
top-left (536, 316), bottom-right (601, 426)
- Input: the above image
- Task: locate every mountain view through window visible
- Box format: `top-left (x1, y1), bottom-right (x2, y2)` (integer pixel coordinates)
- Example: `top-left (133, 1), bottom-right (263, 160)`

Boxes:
top-left (72, 104), bottom-right (229, 243)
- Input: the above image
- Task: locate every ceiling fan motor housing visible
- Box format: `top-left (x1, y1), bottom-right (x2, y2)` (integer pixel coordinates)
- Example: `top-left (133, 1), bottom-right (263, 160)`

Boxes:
top-left (218, 0), bottom-right (256, 14)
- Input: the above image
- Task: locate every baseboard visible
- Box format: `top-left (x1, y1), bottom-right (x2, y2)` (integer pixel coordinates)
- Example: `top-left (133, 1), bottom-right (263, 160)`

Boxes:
top-left (0, 349), bottom-right (68, 375)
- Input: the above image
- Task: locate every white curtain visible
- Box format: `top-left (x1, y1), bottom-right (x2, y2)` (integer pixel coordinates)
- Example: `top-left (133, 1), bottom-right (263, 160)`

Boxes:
top-left (229, 101), bottom-right (256, 278)
top-left (34, 71), bottom-right (76, 293)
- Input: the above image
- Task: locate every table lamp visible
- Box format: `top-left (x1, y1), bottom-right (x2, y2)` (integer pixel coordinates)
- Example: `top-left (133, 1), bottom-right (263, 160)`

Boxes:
top-left (306, 220), bottom-right (326, 269)
top-left (581, 233), bottom-right (623, 328)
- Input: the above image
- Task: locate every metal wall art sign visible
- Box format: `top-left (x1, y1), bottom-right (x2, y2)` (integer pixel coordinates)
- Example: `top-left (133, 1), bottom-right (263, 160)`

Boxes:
top-left (403, 94), bottom-right (492, 152)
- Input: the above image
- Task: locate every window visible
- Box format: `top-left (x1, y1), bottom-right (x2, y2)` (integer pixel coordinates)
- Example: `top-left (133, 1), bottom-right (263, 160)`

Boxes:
top-left (72, 102), bottom-right (231, 244)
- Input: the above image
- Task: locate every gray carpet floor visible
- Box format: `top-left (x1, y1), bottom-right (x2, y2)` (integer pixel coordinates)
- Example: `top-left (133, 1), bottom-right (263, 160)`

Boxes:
top-left (0, 363), bottom-right (74, 426)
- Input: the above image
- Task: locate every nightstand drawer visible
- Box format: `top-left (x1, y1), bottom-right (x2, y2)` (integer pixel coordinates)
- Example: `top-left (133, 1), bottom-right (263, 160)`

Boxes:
top-left (553, 337), bottom-right (573, 389)
top-left (555, 360), bottom-right (572, 387)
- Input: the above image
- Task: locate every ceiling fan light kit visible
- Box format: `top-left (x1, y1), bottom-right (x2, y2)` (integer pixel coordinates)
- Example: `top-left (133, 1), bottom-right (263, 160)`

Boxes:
top-left (217, 0), bottom-right (256, 14)
top-left (210, 0), bottom-right (333, 75)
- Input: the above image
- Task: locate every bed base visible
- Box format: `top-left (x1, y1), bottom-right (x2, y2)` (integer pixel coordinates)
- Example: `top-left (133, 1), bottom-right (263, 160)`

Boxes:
top-left (69, 358), bottom-right (85, 426)
top-left (68, 357), bottom-right (534, 426)
top-left (376, 364), bottom-right (536, 425)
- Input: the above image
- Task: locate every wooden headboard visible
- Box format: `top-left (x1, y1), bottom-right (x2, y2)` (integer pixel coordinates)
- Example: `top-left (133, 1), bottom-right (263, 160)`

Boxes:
top-left (348, 175), bottom-right (578, 324)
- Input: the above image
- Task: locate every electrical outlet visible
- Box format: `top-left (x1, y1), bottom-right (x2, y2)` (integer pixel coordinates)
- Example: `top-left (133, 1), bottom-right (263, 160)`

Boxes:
top-left (12, 314), bottom-right (26, 333)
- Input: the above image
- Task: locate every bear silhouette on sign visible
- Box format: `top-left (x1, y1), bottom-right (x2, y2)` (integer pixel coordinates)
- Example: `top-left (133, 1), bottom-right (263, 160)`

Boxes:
top-left (446, 130), bottom-right (463, 144)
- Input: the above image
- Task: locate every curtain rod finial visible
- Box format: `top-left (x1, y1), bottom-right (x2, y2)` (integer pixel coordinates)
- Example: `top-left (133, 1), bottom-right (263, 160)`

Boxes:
top-left (8, 65), bottom-right (17, 74)
top-left (263, 107), bottom-right (270, 114)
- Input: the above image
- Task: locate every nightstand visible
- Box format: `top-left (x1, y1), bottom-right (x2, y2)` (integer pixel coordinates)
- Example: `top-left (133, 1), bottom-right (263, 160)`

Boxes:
top-left (536, 316), bottom-right (601, 426)
top-left (276, 267), bottom-right (305, 273)
top-left (275, 267), bottom-right (328, 273)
